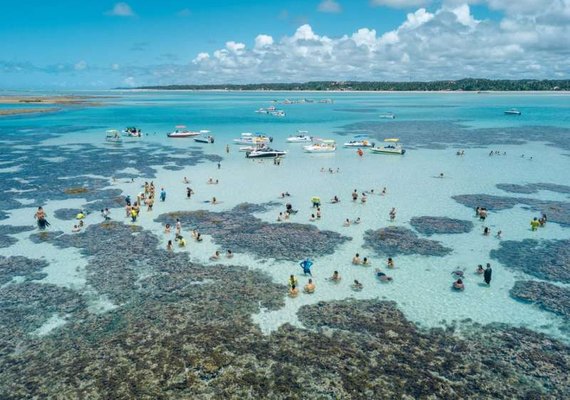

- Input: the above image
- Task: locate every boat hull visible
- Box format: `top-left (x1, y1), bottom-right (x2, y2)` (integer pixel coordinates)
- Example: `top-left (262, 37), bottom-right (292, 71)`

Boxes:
top-left (370, 148), bottom-right (405, 155)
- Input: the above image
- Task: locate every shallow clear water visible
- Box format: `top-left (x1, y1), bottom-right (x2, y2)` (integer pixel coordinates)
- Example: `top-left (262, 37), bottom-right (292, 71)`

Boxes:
top-left (1, 91), bottom-right (569, 341)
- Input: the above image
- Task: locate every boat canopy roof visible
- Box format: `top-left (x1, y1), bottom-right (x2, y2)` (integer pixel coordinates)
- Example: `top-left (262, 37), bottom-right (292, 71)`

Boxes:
top-left (321, 139), bottom-right (336, 144)
top-left (384, 138), bottom-right (400, 142)
top-left (175, 125), bottom-right (187, 129)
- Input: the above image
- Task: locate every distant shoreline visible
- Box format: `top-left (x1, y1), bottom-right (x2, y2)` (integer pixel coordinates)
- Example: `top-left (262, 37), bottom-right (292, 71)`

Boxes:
top-left (120, 89), bottom-right (569, 94)
top-left (0, 95), bottom-right (102, 117)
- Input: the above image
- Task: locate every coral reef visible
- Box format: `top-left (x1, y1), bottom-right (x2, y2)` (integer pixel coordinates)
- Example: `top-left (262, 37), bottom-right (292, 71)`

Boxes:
top-left (156, 203), bottom-right (350, 261)
top-left (1, 222), bottom-right (568, 399)
top-left (339, 120), bottom-right (570, 151)
top-left (497, 183), bottom-right (570, 195)
top-left (491, 239), bottom-right (570, 283)
top-left (452, 194), bottom-right (570, 226)
top-left (410, 216), bottom-right (473, 236)
top-left (363, 226), bottom-right (452, 257)
top-left (511, 281), bottom-right (570, 319)
top-left (0, 255), bottom-right (48, 285)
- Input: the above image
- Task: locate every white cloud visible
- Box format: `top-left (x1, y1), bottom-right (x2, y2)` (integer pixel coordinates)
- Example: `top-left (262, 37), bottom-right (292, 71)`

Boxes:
top-left (255, 34), bottom-right (274, 49)
top-left (318, 0), bottom-right (342, 13)
top-left (74, 60), bottom-right (87, 71)
top-left (106, 2), bottom-right (135, 17)
top-left (371, 0), bottom-right (429, 8)
top-left (180, 3), bottom-right (569, 84)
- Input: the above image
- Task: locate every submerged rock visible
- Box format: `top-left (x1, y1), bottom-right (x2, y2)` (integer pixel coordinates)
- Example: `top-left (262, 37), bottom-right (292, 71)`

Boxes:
top-left (0, 255), bottom-right (48, 285)
top-left (363, 226), bottom-right (452, 257)
top-left (497, 183), bottom-right (570, 195)
top-left (156, 203), bottom-right (350, 261)
top-left (410, 216), bottom-right (473, 236)
top-left (491, 239), bottom-right (570, 283)
top-left (510, 281), bottom-right (570, 319)
top-left (0, 224), bottom-right (34, 248)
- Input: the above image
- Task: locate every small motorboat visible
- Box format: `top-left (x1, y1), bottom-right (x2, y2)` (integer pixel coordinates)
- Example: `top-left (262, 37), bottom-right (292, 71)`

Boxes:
top-left (504, 108), bottom-right (521, 115)
top-left (287, 131), bottom-right (312, 143)
top-left (304, 139), bottom-right (336, 153)
top-left (344, 137), bottom-right (374, 148)
top-left (270, 110), bottom-right (286, 117)
top-left (246, 147), bottom-right (287, 158)
top-left (233, 132), bottom-right (273, 145)
top-left (379, 112), bottom-right (396, 119)
top-left (167, 125), bottom-right (201, 138)
top-left (370, 138), bottom-right (405, 155)
top-left (105, 129), bottom-right (121, 142)
top-left (194, 134), bottom-right (215, 144)
top-left (123, 127), bottom-right (142, 137)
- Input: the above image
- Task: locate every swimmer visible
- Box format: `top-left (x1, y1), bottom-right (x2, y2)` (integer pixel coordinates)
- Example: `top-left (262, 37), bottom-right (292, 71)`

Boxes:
top-left (331, 195), bottom-right (340, 203)
top-left (439, 173), bottom-right (444, 178)
top-left (387, 258), bottom-right (394, 268)
top-left (389, 208), bottom-right (396, 221)
top-left (289, 284), bottom-right (299, 297)
top-left (476, 264), bottom-right (484, 274)
top-left (316, 208), bottom-right (321, 219)
top-left (277, 212), bottom-right (283, 222)
top-left (304, 279), bottom-right (316, 294)
top-left (160, 188), bottom-right (166, 202)
top-left (352, 280), bottom-right (363, 291)
top-left (226, 249), bottom-right (233, 258)
top-left (362, 257), bottom-right (370, 266)
top-left (178, 237), bottom-right (186, 247)
top-left (375, 269), bottom-right (393, 282)
top-left (164, 224), bottom-right (171, 234)
top-left (483, 227), bottom-right (490, 236)
top-left (343, 218), bottom-right (351, 227)
top-left (226, 144), bottom-right (230, 153)
top-left (79, 220), bottom-right (84, 228)
top-left (72, 224), bottom-right (81, 233)
top-left (211, 197), bottom-right (218, 204)
top-left (330, 271), bottom-right (341, 282)
top-left (361, 193), bottom-right (367, 203)
top-left (186, 187), bottom-right (193, 199)
top-left (196, 233), bottom-right (203, 242)
top-left (352, 253), bottom-right (361, 265)
top-left (191, 229), bottom-right (197, 238)
top-left (208, 177), bottom-right (214, 184)
top-left (352, 190), bottom-right (358, 201)
top-left (183, 177), bottom-right (189, 184)
top-left (354, 217), bottom-right (361, 224)
top-left (210, 251), bottom-right (220, 261)
top-left (453, 278), bottom-right (464, 291)
top-left (484, 263), bottom-right (492, 285)
top-left (496, 230), bottom-right (502, 239)
top-left (530, 217), bottom-right (540, 231)
top-left (176, 219), bottom-right (182, 234)
top-left (309, 213), bottom-right (316, 222)
top-left (167, 240), bottom-right (173, 251)
top-left (381, 187), bottom-right (387, 196)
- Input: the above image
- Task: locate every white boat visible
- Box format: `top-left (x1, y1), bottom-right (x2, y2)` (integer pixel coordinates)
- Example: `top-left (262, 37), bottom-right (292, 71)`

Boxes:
top-left (122, 127), bottom-right (142, 137)
top-left (167, 125), bottom-right (201, 138)
top-left (344, 138), bottom-right (374, 147)
top-left (287, 131), bottom-right (312, 143)
top-left (370, 138), bottom-right (406, 155)
top-left (194, 135), bottom-right (214, 144)
top-left (246, 148), bottom-right (287, 158)
top-left (379, 112), bottom-right (396, 119)
top-left (304, 139), bottom-right (336, 153)
top-left (105, 129), bottom-right (121, 142)
top-left (233, 132), bottom-right (273, 145)
top-left (270, 110), bottom-right (286, 117)
top-left (504, 108), bottom-right (521, 115)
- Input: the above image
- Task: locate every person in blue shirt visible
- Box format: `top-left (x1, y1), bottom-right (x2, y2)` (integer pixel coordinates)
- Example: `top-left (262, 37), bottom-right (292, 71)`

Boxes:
top-left (299, 258), bottom-right (313, 276)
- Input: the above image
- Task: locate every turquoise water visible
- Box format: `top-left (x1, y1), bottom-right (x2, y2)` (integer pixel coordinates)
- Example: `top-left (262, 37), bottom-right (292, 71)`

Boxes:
top-left (1, 91), bottom-right (569, 341)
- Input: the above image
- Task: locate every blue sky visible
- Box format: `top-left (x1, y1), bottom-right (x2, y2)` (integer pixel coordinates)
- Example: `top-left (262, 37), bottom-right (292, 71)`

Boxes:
top-left (0, 1), bottom-right (567, 89)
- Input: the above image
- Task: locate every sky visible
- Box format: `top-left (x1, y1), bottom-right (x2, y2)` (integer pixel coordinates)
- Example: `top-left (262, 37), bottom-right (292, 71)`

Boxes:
top-left (0, 0), bottom-right (569, 89)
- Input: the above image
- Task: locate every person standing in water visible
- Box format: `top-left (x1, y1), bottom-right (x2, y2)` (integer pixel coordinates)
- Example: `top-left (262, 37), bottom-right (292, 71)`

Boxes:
top-left (389, 208), bottom-right (396, 221)
top-left (160, 188), bottom-right (166, 202)
top-left (484, 263), bottom-right (493, 285)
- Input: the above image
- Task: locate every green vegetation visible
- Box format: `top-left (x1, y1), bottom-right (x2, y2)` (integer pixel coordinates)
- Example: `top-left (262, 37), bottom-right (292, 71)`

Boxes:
top-left (132, 79), bottom-right (569, 91)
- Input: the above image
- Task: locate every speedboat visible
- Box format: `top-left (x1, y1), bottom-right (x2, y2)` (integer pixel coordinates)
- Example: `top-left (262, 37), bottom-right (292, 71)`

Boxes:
top-left (246, 147), bottom-right (287, 158)
top-left (504, 108), bottom-right (521, 115)
top-left (167, 125), bottom-right (201, 138)
top-left (194, 134), bottom-right (214, 144)
top-left (270, 110), bottom-right (286, 117)
top-left (123, 127), bottom-right (142, 137)
top-left (233, 132), bottom-right (273, 145)
top-left (379, 112), bottom-right (396, 119)
top-left (370, 138), bottom-right (406, 155)
top-left (304, 139), bottom-right (336, 153)
top-left (344, 136), bottom-right (374, 147)
top-left (105, 129), bottom-right (121, 142)
top-left (287, 131), bottom-right (312, 143)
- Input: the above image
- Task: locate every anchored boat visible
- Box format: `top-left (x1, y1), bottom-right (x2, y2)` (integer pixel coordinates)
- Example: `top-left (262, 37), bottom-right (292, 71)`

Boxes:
top-left (504, 108), bottom-right (522, 115)
top-left (370, 138), bottom-right (406, 155)
top-left (304, 139), bottom-right (336, 153)
top-left (287, 131), bottom-right (312, 143)
top-left (167, 125), bottom-right (201, 138)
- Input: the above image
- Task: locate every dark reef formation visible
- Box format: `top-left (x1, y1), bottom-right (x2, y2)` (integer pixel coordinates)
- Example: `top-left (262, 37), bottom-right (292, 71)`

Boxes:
top-left (452, 194), bottom-right (570, 226)
top-left (491, 239), bottom-right (570, 283)
top-left (0, 224), bottom-right (34, 248)
top-left (410, 216), bottom-right (473, 236)
top-left (497, 183), bottom-right (570, 195)
top-left (1, 222), bottom-right (569, 399)
top-left (363, 226), bottom-right (452, 257)
top-left (338, 120), bottom-right (570, 152)
top-left (0, 255), bottom-right (48, 285)
top-left (156, 203), bottom-right (350, 261)
top-left (510, 281), bottom-right (570, 319)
